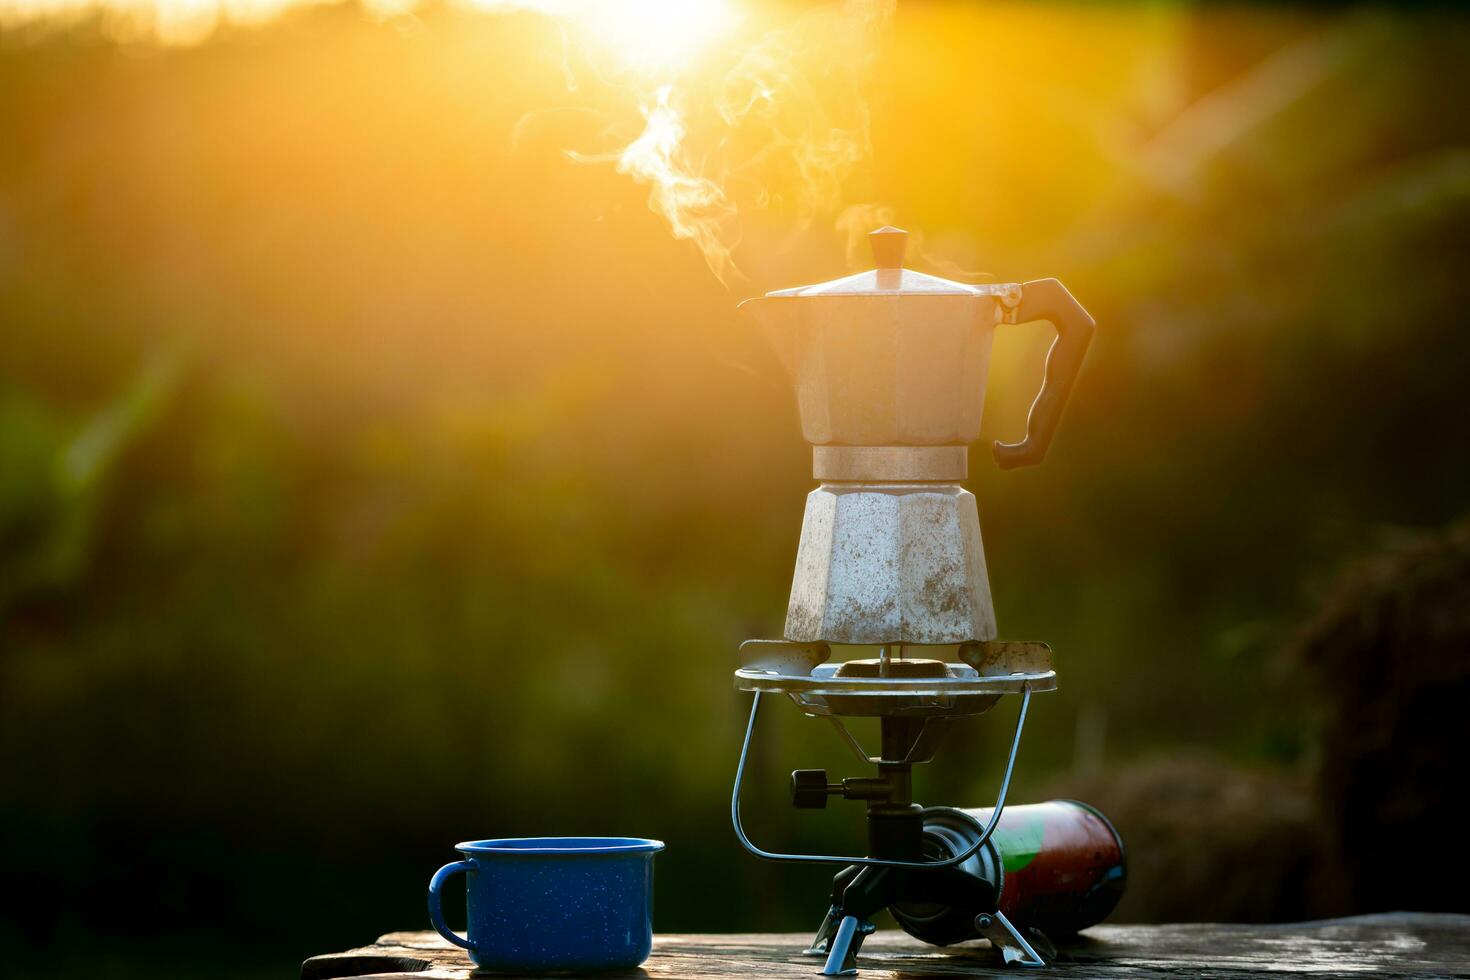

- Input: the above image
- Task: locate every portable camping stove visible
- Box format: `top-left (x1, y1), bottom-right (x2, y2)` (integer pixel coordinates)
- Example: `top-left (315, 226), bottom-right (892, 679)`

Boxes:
top-left (730, 228), bottom-right (1124, 975)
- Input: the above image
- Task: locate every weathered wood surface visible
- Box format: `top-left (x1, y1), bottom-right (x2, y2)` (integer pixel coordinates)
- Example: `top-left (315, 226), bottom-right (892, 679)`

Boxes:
top-left (302, 913), bottom-right (1470, 979)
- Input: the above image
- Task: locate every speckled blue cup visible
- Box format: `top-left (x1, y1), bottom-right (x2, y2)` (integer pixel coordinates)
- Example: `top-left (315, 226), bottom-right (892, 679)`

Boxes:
top-left (427, 837), bottom-right (665, 974)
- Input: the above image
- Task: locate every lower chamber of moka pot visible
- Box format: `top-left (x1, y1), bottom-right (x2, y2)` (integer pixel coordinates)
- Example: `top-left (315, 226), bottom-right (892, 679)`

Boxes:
top-left (733, 642), bottom-right (1056, 719)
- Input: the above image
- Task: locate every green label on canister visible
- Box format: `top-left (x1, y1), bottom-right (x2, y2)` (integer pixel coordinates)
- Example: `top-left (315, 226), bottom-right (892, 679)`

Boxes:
top-left (991, 812), bottom-right (1046, 872)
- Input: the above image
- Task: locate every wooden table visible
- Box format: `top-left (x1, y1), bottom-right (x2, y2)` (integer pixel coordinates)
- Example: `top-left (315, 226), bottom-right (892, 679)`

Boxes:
top-left (302, 913), bottom-right (1470, 978)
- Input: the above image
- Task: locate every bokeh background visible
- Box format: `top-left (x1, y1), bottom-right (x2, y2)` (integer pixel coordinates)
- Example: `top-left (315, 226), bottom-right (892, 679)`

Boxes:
top-left (3, 0), bottom-right (1469, 976)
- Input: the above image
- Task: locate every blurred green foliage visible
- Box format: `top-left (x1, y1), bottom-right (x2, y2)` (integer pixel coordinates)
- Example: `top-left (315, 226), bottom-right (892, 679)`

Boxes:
top-left (1, 2), bottom-right (1468, 976)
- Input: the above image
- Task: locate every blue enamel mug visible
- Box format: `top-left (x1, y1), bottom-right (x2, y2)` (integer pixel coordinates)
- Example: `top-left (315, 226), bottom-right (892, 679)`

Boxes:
top-left (427, 837), bottom-right (665, 973)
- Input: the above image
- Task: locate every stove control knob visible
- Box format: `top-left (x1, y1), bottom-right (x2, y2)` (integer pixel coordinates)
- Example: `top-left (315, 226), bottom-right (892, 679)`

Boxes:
top-left (791, 769), bottom-right (832, 809)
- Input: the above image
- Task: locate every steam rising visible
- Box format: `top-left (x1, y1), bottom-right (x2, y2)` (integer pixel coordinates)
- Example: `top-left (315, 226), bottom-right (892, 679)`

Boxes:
top-left (616, 85), bottom-right (739, 285)
top-left (698, 0), bottom-right (898, 283)
top-left (563, 0), bottom-right (897, 285)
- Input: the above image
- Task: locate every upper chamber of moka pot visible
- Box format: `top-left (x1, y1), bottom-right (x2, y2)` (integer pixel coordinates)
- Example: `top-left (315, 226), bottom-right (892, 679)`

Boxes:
top-left (742, 226), bottom-right (1018, 449)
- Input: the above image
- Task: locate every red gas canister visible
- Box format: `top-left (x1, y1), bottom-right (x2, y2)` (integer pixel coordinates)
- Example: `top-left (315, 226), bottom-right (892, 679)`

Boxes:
top-left (889, 800), bottom-right (1126, 946)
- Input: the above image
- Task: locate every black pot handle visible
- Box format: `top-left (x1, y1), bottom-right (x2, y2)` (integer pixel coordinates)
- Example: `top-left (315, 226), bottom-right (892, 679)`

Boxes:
top-left (992, 278), bottom-right (1095, 469)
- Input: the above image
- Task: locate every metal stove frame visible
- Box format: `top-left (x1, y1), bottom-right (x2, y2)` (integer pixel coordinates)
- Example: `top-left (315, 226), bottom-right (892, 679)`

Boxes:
top-left (729, 640), bottom-right (1057, 974)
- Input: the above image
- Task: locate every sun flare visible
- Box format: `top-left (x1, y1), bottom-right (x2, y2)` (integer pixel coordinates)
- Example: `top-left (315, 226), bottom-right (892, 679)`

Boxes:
top-left (582, 0), bottom-right (736, 75)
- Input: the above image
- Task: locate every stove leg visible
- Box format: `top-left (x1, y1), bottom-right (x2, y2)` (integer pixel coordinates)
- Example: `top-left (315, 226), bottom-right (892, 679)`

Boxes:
top-left (820, 915), bottom-right (876, 976)
top-left (804, 905), bottom-right (843, 956)
top-left (813, 865), bottom-right (893, 975)
top-left (973, 911), bottom-right (1047, 967)
top-left (806, 865), bottom-right (863, 955)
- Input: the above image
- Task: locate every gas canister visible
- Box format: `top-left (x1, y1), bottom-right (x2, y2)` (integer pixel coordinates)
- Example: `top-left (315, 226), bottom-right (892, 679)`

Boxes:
top-left (889, 800), bottom-right (1126, 946)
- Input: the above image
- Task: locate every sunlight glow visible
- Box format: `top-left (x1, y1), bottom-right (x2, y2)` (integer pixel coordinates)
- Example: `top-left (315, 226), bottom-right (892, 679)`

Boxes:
top-left (0, 0), bottom-right (890, 288)
top-left (0, 0), bottom-right (327, 44)
top-left (584, 0), bottom-right (735, 74)
top-left (0, 0), bottom-right (736, 56)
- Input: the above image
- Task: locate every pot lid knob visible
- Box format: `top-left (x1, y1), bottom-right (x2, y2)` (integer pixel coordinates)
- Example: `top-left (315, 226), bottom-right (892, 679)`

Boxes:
top-left (869, 225), bottom-right (908, 270)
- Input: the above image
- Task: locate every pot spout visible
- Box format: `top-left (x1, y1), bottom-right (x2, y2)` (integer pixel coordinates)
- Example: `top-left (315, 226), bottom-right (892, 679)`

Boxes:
top-left (739, 295), bottom-right (798, 375)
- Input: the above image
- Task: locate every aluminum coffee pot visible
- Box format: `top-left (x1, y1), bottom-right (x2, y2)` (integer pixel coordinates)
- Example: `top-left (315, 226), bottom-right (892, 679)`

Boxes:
top-left (741, 226), bottom-right (1093, 469)
top-left (741, 228), bottom-right (1095, 645)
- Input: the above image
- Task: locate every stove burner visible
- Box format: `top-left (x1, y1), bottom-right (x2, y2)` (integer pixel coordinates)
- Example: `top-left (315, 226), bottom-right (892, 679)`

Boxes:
top-left (834, 658), bottom-right (952, 678)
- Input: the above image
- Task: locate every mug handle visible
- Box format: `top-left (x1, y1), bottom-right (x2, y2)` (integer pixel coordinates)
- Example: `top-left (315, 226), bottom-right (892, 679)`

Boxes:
top-left (427, 860), bottom-right (476, 952)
